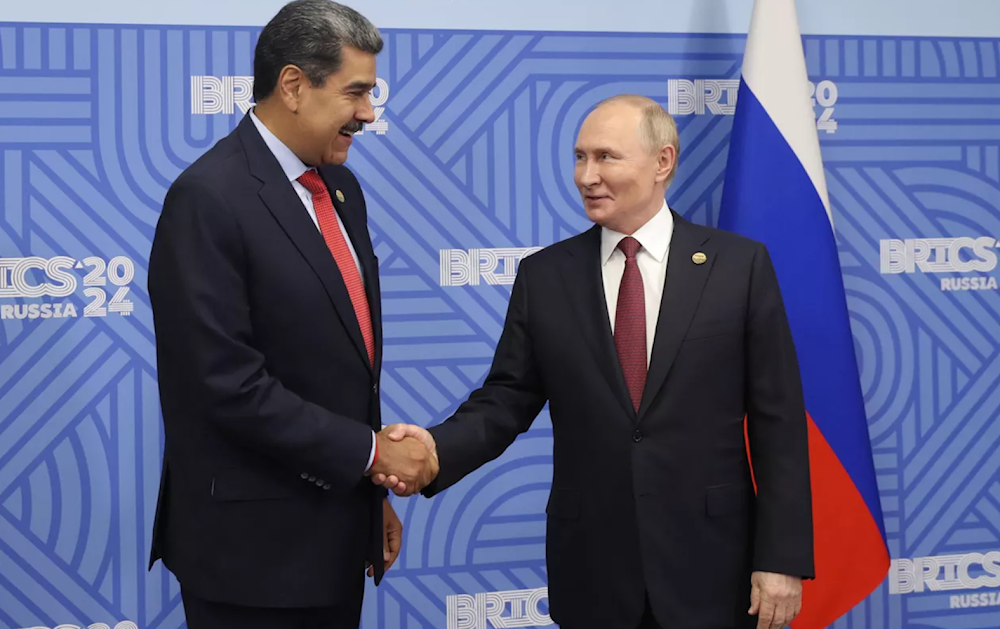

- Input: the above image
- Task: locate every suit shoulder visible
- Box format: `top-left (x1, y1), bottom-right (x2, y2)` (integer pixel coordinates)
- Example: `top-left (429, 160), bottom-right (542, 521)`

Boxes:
top-left (527, 228), bottom-right (596, 262)
top-left (513, 229), bottom-right (594, 278)
top-left (167, 131), bottom-right (247, 198)
top-left (693, 221), bottom-right (766, 254)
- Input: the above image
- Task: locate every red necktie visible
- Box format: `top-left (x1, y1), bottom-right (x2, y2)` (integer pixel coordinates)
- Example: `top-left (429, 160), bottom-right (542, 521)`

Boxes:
top-left (297, 170), bottom-right (375, 367)
top-left (614, 236), bottom-right (646, 412)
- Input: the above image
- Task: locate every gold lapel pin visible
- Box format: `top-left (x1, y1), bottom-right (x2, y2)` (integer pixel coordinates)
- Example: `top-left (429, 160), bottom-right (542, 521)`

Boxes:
top-left (335, 190), bottom-right (345, 203)
top-left (692, 252), bottom-right (707, 265)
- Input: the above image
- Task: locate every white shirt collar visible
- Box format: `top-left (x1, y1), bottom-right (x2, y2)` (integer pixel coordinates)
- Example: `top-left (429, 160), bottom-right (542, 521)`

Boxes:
top-left (249, 108), bottom-right (311, 184)
top-left (600, 201), bottom-right (674, 265)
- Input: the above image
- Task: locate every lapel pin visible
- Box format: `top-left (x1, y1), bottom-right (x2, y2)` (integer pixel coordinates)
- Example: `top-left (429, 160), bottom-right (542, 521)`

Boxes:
top-left (335, 190), bottom-right (345, 203)
top-left (692, 252), bottom-right (707, 265)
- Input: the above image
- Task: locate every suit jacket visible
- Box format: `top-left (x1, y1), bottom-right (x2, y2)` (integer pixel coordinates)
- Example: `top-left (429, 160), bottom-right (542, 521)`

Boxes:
top-left (424, 212), bottom-right (815, 629)
top-left (147, 113), bottom-right (385, 608)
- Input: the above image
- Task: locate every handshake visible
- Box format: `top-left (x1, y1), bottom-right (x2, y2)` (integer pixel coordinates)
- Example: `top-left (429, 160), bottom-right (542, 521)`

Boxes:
top-left (366, 424), bottom-right (438, 496)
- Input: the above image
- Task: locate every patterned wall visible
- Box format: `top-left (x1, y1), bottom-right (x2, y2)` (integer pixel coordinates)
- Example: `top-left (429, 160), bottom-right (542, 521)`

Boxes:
top-left (1, 22), bottom-right (999, 629)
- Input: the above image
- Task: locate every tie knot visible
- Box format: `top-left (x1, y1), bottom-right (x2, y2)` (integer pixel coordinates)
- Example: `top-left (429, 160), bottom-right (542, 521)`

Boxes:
top-left (617, 236), bottom-right (641, 260)
top-left (297, 169), bottom-right (326, 196)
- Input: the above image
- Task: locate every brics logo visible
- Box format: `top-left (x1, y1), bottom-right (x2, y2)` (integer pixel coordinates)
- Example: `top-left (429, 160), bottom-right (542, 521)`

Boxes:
top-left (190, 76), bottom-right (254, 115)
top-left (190, 76), bottom-right (391, 135)
top-left (439, 247), bottom-right (542, 287)
top-left (0, 256), bottom-right (136, 320)
top-left (879, 237), bottom-right (1000, 291)
top-left (668, 79), bottom-right (739, 116)
top-left (446, 587), bottom-right (552, 629)
top-left (889, 551), bottom-right (1000, 610)
top-left (667, 79), bottom-right (839, 133)
top-left (889, 550), bottom-right (1000, 594)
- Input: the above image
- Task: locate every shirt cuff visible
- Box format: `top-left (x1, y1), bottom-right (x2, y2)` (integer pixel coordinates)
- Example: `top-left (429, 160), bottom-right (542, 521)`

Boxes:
top-left (365, 430), bottom-right (376, 472)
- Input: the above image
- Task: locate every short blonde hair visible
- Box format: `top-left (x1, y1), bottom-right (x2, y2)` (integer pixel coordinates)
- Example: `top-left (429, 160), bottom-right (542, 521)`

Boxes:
top-left (595, 94), bottom-right (680, 186)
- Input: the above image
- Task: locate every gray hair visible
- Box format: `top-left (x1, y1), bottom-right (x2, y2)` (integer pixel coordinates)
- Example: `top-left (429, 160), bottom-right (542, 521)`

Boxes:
top-left (596, 94), bottom-right (681, 186)
top-left (253, 0), bottom-right (383, 102)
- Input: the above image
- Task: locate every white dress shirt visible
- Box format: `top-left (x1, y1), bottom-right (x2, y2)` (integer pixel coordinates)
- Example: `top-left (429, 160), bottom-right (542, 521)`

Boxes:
top-left (600, 201), bottom-right (675, 367)
top-left (249, 109), bottom-right (377, 472)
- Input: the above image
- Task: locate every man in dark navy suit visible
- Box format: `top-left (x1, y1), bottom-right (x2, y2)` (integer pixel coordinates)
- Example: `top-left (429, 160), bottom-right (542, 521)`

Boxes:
top-left (148, 2), bottom-right (436, 627)
top-left (378, 96), bottom-right (814, 629)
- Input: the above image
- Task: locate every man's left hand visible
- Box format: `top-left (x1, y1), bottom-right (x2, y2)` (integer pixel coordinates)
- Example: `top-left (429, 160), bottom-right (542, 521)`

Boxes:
top-left (368, 498), bottom-right (402, 577)
top-left (749, 571), bottom-right (802, 629)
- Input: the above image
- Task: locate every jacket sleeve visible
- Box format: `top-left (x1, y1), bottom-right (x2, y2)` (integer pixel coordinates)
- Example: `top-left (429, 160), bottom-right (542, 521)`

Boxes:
top-left (744, 244), bottom-right (816, 579)
top-left (423, 257), bottom-right (548, 496)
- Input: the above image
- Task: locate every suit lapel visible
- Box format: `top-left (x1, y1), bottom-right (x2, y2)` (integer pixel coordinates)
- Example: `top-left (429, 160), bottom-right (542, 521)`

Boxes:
top-left (558, 226), bottom-right (636, 419)
top-left (238, 116), bottom-right (372, 372)
top-left (637, 212), bottom-right (714, 421)
top-left (363, 252), bottom-right (382, 374)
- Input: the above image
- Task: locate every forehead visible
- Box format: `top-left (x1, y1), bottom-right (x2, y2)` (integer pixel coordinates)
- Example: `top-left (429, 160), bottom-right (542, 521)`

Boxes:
top-left (575, 104), bottom-right (643, 151)
top-left (328, 46), bottom-right (377, 86)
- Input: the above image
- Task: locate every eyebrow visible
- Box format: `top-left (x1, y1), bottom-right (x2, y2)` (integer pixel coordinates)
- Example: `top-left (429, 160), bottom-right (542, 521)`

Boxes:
top-left (346, 80), bottom-right (376, 92)
top-left (574, 146), bottom-right (616, 154)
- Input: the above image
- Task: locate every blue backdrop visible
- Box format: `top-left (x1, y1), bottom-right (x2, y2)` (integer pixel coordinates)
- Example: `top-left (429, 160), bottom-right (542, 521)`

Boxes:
top-left (1, 1), bottom-right (1000, 628)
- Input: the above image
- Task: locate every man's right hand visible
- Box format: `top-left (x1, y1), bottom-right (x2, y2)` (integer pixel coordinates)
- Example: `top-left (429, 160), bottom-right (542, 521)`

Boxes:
top-left (370, 424), bottom-right (437, 496)
top-left (367, 427), bottom-right (437, 494)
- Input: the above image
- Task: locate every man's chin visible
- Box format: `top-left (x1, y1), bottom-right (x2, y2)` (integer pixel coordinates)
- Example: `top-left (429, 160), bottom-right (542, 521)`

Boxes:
top-left (584, 204), bottom-right (612, 225)
top-left (323, 149), bottom-right (350, 166)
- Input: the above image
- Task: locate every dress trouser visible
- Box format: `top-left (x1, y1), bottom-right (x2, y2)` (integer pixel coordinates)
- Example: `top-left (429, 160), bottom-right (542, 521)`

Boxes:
top-left (180, 582), bottom-right (364, 629)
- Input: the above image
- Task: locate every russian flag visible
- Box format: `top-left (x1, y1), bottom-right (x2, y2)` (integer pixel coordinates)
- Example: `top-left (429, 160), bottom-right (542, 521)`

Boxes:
top-left (718, 0), bottom-right (890, 627)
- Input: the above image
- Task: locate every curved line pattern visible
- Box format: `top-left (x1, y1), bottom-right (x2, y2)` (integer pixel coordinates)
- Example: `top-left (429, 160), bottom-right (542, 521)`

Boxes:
top-left (899, 163), bottom-right (1000, 206)
top-left (468, 482), bottom-right (549, 564)
top-left (413, 437), bottom-right (551, 569)
top-left (27, 461), bottom-right (52, 543)
top-left (68, 430), bottom-right (91, 573)
top-left (844, 276), bottom-right (915, 439)
top-left (52, 439), bottom-right (78, 564)
top-left (46, 456), bottom-right (61, 548)
top-left (79, 409), bottom-right (112, 588)
top-left (849, 300), bottom-right (878, 403)
top-left (922, 40), bottom-right (944, 77)
top-left (537, 80), bottom-right (598, 231)
top-left (136, 31), bottom-right (182, 191)
top-left (93, 29), bottom-right (161, 227)
top-left (961, 40), bottom-right (982, 78)
top-left (938, 41), bottom-right (962, 77)
top-left (119, 29), bottom-right (173, 199)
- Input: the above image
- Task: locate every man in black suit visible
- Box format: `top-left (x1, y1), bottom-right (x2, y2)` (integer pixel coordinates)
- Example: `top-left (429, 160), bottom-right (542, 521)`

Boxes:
top-left (148, 2), bottom-right (436, 627)
top-left (377, 95), bottom-right (814, 629)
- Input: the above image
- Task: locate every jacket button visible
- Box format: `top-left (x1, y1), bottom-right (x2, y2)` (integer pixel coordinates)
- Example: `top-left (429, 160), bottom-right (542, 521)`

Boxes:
top-left (323, 483), bottom-right (331, 490)
top-left (373, 382), bottom-right (379, 394)
top-left (308, 476), bottom-right (316, 482)
top-left (301, 472), bottom-right (309, 480)
top-left (633, 430), bottom-right (642, 443)
top-left (316, 479), bottom-right (325, 487)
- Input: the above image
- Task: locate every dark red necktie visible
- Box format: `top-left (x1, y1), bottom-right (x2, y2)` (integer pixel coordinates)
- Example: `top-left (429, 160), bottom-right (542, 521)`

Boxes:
top-left (297, 170), bottom-right (375, 366)
top-left (614, 236), bottom-right (646, 412)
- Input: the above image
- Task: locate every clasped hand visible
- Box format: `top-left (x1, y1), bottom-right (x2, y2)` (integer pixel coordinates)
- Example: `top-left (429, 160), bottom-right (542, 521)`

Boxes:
top-left (367, 424), bottom-right (438, 495)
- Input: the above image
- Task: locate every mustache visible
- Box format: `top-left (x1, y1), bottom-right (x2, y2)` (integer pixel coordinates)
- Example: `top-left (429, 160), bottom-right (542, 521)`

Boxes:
top-left (340, 119), bottom-right (364, 134)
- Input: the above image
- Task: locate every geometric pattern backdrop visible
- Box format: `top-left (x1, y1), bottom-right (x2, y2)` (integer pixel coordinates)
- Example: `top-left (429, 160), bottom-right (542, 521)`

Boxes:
top-left (1, 21), bottom-right (999, 629)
